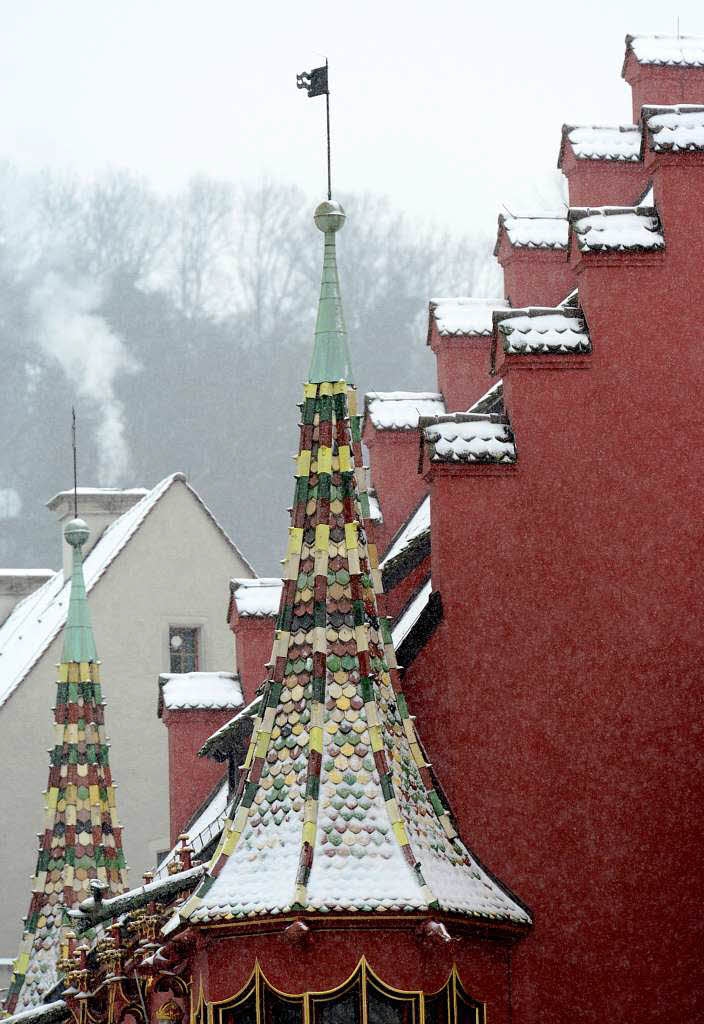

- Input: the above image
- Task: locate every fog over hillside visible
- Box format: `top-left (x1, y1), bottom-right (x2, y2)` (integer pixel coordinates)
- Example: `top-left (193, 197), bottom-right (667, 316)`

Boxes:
top-left (0, 167), bottom-right (500, 574)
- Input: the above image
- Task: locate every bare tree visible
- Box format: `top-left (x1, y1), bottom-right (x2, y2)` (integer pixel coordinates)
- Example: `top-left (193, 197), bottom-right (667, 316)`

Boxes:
top-left (172, 175), bottom-right (234, 318)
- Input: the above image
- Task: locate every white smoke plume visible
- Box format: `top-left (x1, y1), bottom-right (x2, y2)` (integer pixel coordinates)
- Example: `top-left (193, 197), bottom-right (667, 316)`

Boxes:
top-left (28, 272), bottom-right (138, 483)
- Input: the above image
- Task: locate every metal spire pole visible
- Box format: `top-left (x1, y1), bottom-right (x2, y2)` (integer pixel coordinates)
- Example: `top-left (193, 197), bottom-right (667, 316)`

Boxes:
top-left (325, 58), bottom-right (332, 200)
top-left (72, 407), bottom-right (78, 518)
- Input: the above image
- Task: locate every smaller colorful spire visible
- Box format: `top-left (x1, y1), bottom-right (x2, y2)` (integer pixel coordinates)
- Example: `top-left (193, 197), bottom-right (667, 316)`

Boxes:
top-left (4, 519), bottom-right (127, 1014)
top-left (308, 201), bottom-right (353, 384)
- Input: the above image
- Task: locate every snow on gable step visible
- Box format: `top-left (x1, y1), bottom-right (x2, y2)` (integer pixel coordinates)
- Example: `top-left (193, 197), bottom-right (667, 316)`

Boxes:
top-left (569, 206), bottom-right (664, 251)
top-left (625, 34), bottom-right (704, 68)
top-left (494, 306), bottom-right (591, 356)
top-left (158, 672), bottom-right (243, 713)
top-left (495, 215), bottom-right (568, 251)
top-left (467, 379), bottom-right (504, 415)
top-left (429, 297), bottom-right (503, 337)
top-left (421, 413), bottom-right (516, 465)
top-left (231, 577), bottom-right (283, 617)
top-left (560, 124), bottom-right (641, 163)
top-left (365, 391), bottom-right (446, 430)
top-left (642, 104), bottom-right (704, 151)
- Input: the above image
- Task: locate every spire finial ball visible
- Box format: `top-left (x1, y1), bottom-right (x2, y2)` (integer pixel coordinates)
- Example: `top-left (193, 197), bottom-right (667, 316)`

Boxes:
top-left (64, 517), bottom-right (89, 548)
top-left (314, 200), bottom-right (345, 233)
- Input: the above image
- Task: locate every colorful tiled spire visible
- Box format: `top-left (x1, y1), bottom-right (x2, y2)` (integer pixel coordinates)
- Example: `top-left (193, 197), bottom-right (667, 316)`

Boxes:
top-left (4, 519), bottom-right (127, 1014)
top-left (179, 202), bottom-right (529, 924)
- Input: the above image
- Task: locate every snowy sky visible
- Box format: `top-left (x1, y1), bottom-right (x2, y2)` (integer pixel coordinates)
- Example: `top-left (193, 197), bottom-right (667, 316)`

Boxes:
top-left (0, 0), bottom-right (701, 234)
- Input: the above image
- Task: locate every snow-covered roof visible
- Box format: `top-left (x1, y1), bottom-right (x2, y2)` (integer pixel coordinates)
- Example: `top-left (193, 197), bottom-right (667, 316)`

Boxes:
top-left (231, 577), bottom-right (282, 617)
top-left (364, 391), bottom-right (446, 430)
top-left (626, 34), bottom-right (704, 67)
top-left (422, 414), bottom-right (517, 464)
top-left (392, 578), bottom-right (432, 648)
top-left (158, 672), bottom-right (243, 712)
top-left (69, 863), bottom-right (205, 930)
top-left (0, 474), bottom-right (253, 711)
top-left (569, 206), bottom-right (664, 251)
top-left (496, 308), bottom-right (591, 354)
top-left (0, 569), bottom-right (54, 578)
top-left (563, 124), bottom-right (641, 161)
top-left (497, 216), bottom-right (568, 249)
top-left (367, 491), bottom-right (382, 523)
top-left (643, 104), bottom-right (704, 151)
top-left (430, 297), bottom-right (503, 336)
top-left (381, 496), bottom-right (430, 569)
top-left (1, 1001), bottom-right (69, 1024)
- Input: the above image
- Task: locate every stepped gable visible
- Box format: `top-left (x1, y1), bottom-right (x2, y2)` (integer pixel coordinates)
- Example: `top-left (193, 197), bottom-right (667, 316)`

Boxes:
top-left (568, 206), bottom-right (665, 251)
top-left (494, 215), bottom-right (568, 252)
top-left (624, 34), bottom-right (704, 68)
top-left (558, 124), bottom-right (641, 164)
top-left (178, 201), bottom-right (530, 927)
top-left (642, 104), bottom-right (704, 151)
top-left (4, 519), bottom-right (127, 1014)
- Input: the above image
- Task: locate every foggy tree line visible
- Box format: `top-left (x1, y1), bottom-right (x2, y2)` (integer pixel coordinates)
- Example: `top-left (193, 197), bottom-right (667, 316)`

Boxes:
top-left (0, 166), bottom-right (499, 573)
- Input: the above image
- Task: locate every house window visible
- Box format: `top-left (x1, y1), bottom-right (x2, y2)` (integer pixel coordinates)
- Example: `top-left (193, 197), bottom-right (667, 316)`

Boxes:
top-left (169, 627), bottom-right (200, 673)
top-left (214, 960), bottom-right (483, 1024)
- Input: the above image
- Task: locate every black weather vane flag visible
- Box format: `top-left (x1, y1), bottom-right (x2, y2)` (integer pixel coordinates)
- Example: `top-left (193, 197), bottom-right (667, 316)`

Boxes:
top-left (297, 59), bottom-right (332, 200)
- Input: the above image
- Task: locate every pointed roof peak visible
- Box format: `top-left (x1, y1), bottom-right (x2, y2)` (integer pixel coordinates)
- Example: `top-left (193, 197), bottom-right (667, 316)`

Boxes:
top-left (61, 518), bottom-right (97, 664)
top-left (308, 199), bottom-right (353, 384)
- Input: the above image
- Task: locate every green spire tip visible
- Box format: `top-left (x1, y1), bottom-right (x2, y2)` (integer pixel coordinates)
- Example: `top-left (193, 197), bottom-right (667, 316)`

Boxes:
top-left (308, 200), bottom-right (353, 384)
top-left (62, 518), bottom-right (98, 664)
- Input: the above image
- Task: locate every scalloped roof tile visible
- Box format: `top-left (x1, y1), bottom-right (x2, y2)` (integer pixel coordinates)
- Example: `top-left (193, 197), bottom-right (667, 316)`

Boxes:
top-left (365, 392), bottom-right (446, 430)
top-left (430, 297), bottom-right (505, 336)
top-left (231, 577), bottom-right (283, 617)
top-left (569, 206), bottom-right (664, 251)
top-left (498, 216), bottom-right (568, 249)
top-left (564, 125), bottom-right (641, 161)
top-left (626, 34), bottom-right (704, 67)
top-left (496, 308), bottom-right (591, 354)
top-left (422, 414), bottom-right (516, 464)
top-left (158, 672), bottom-right (243, 712)
top-left (643, 104), bottom-right (704, 151)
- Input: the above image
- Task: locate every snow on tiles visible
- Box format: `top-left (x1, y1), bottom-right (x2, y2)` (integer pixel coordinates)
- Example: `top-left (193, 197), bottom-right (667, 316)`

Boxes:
top-left (159, 671), bottom-right (243, 710)
top-left (567, 125), bottom-right (641, 161)
top-left (498, 310), bottom-right (590, 354)
top-left (431, 297), bottom-right (502, 335)
top-left (500, 217), bottom-right (569, 249)
top-left (381, 495), bottom-right (430, 568)
top-left (424, 417), bottom-right (516, 464)
top-left (628, 34), bottom-right (704, 66)
top-left (644, 105), bottom-right (704, 151)
top-left (392, 578), bottom-right (432, 648)
top-left (365, 391), bottom-right (446, 430)
top-left (570, 208), bottom-right (665, 251)
top-left (231, 577), bottom-right (283, 617)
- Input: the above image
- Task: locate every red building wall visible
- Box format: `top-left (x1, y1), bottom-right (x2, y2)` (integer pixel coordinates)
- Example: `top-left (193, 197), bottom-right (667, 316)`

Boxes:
top-left (429, 331), bottom-right (493, 412)
top-left (362, 427), bottom-right (428, 556)
top-left (161, 708), bottom-right (231, 845)
top-left (230, 616), bottom-right (275, 704)
top-left (376, 56), bottom-right (704, 1024)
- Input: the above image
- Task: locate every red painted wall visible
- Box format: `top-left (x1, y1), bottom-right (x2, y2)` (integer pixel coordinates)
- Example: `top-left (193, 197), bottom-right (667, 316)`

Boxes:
top-left (560, 149), bottom-right (648, 207)
top-left (624, 53), bottom-right (704, 122)
top-left (428, 329), bottom-right (493, 412)
top-left (230, 616), bottom-right (276, 705)
top-left (194, 922), bottom-right (518, 1024)
top-left (362, 427), bottom-right (428, 557)
top-left (494, 238), bottom-right (575, 308)
top-left (161, 708), bottom-right (231, 845)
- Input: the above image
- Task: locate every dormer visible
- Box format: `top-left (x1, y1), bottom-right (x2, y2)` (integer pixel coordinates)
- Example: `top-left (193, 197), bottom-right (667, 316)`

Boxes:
top-left (227, 577), bottom-right (281, 703)
top-left (494, 216), bottom-right (573, 307)
top-left (623, 35), bottom-right (704, 123)
top-left (558, 124), bottom-right (646, 206)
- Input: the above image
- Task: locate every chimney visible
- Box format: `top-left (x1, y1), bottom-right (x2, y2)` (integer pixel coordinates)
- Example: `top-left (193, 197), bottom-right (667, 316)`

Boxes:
top-left (558, 125), bottom-right (647, 207)
top-left (46, 487), bottom-right (147, 579)
top-left (0, 569), bottom-right (54, 625)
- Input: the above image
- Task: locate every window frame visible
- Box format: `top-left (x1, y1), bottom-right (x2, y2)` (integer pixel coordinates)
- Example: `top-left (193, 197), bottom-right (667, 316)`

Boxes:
top-left (168, 625), bottom-right (202, 674)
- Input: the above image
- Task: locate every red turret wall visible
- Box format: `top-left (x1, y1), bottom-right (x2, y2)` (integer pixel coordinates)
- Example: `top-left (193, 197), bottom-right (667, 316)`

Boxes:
top-left (428, 331), bottom-right (493, 411)
top-left (624, 53), bottom-right (704, 121)
top-left (362, 427), bottom-right (427, 556)
top-left (560, 151), bottom-right (648, 207)
top-left (230, 616), bottom-right (275, 704)
top-left (161, 709), bottom-right (230, 845)
top-left (494, 241), bottom-right (575, 308)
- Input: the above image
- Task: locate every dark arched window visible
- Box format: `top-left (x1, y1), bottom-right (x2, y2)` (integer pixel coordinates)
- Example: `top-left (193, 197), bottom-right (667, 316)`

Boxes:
top-left (210, 960), bottom-right (483, 1024)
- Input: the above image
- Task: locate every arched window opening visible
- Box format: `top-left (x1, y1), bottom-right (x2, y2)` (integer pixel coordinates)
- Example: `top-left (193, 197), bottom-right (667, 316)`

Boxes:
top-left (209, 959), bottom-right (484, 1024)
